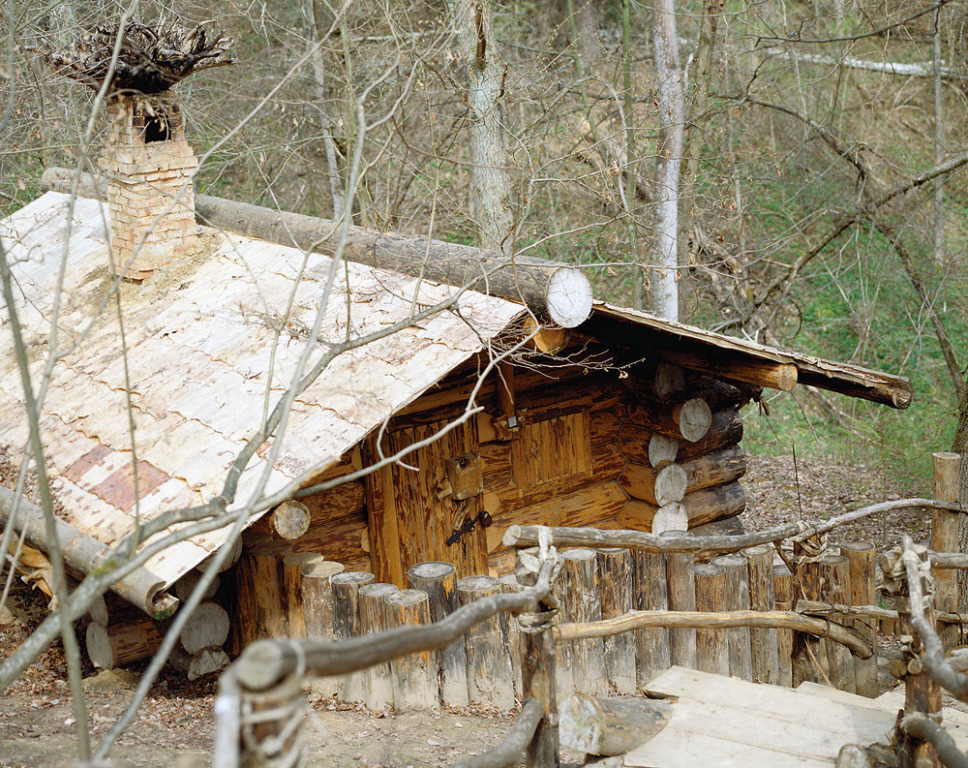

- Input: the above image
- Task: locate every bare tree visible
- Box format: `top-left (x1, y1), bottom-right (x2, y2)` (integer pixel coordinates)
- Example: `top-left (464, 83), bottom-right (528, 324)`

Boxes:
top-left (447, 0), bottom-right (514, 256)
top-left (650, 0), bottom-right (684, 321)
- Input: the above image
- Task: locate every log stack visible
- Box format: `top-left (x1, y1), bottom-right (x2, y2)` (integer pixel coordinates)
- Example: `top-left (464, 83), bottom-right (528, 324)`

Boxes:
top-left (617, 370), bottom-right (751, 536)
top-left (85, 563), bottom-right (233, 680)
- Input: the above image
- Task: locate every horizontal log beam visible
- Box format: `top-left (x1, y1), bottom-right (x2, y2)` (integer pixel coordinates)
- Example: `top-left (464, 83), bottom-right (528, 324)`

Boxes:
top-left (677, 409), bottom-right (743, 462)
top-left (556, 609), bottom-right (873, 659)
top-left (657, 348), bottom-right (798, 392)
top-left (681, 445), bottom-right (748, 494)
top-left (41, 168), bottom-right (593, 328)
top-left (793, 599), bottom-right (968, 625)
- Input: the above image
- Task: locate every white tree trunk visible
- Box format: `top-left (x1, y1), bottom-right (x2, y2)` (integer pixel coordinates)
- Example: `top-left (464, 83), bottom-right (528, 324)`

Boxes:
top-left (307, 0), bottom-right (347, 219)
top-left (651, 0), bottom-right (684, 320)
top-left (933, 10), bottom-right (946, 267)
top-left (451, 0), bottom-right (514, 256)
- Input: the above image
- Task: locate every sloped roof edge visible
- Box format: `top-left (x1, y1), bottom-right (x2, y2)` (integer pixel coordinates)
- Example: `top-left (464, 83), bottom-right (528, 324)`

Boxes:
top-left (590, 304), bottom-right (913, 409)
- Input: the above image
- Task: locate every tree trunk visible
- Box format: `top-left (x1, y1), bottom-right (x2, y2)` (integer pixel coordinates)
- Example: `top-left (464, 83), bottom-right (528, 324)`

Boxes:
top-left (450, 0), bottom-right (514, 255)
top-left (933, 5), bottom-right (946, 268)
top-left (307, 0), bottom-right (347, 219)
top-left (651, 0), bottom-right (684, 320)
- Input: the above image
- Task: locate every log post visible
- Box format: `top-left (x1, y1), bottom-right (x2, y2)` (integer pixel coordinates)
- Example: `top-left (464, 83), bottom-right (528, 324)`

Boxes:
top-left (498, 573), bottom-right (524, 697)
top-left (711, 554), bottom-right (752, 680)
top-left (359, 582), bottom-right (399, 710)
top-left (694, 563), bottom-right (729, 675)
top-left (301, 560), bottom-right (344, 701)
top-left (596, 548), bottom-right (636, 693)
top-left (891, 543), bottom-right (943, 768)
top-left (515, 547), bottom-right (559, 768)
top-left (235, 551), bottom-right (288, 647)
top-left (458, 575), bottom-right (515, 710)
top-left (772, 563), bottom-right (794, 687)
top-left (743, 545), bottom-right (779, 684)
top-left (558, 550), bottom-right (607, 696)
top-left (931, 451), bottom-right (961, 651)
top-left (238, 671), bottom-right (305, 768)
top-left (664, 533), bottom-right (697, 669)
top-left (408, 561), bottom-right (470, 707)
top-left (383, 589), bottom-right (437, 710)
top-left (793, 555), bottom-right (828, 686)
top-left (282, 552), bottom-right (323, 640)
top-left (633, 550), bottom-right (671, 687)
top-left (840, 541), bottom-right (878, 697)
top-left (821, 555), bottom-right (855, 693)
top-left (332, 571), bottom-right (375, 703)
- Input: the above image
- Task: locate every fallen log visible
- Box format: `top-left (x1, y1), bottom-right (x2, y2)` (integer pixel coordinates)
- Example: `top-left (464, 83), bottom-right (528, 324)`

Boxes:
top-left (0, 486), bottom-right (176, 618)
top-left (41, 168), bottom-right (594, 328)
top-left (86, 616), bottom-right (163, 669)
top-left (559, 693), bottom-right (672, 756)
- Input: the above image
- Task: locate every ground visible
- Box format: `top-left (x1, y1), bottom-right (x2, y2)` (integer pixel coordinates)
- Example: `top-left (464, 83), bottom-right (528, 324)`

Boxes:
top-left (0, 455), bottom-right (939, 767)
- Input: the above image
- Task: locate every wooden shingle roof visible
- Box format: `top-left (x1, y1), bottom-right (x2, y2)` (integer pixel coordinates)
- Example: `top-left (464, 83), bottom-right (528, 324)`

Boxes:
top-left (0, 191), bottom-right (912, 608)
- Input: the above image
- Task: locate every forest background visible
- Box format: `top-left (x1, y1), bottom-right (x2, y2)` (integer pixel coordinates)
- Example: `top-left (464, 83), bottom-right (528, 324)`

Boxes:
top-left (3, 0), bottom-right (968, 490)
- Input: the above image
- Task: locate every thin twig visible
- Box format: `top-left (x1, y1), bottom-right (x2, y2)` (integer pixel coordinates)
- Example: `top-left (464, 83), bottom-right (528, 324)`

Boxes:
top-left (453, 699), bottom-right (544, 768)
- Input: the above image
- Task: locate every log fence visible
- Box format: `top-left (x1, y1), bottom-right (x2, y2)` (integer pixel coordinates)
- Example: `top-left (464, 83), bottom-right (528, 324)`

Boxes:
top-left (215, 452), bottom-right (968, 767)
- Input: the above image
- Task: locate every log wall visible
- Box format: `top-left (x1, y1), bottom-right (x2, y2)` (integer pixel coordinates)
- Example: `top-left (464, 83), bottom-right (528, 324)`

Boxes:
top-left (236, 356), bottom-right (755, 599)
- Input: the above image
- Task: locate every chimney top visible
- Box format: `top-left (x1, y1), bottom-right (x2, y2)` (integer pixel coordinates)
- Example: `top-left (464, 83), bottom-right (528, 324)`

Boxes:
top-left (34, 19), bottom-right (234, 281)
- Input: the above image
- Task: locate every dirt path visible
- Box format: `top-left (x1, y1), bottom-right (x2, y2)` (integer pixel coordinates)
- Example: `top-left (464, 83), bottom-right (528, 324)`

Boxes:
top-left (0, 455), bottom-right (930, 767)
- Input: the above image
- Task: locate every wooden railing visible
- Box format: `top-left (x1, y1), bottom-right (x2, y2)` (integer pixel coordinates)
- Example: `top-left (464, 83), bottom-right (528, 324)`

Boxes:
top-left (213, 453), bottom-right (968, 767)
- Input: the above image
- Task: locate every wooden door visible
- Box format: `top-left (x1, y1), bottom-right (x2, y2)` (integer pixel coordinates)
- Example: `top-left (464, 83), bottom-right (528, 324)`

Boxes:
top-left (364, 417), bottom-right (486, 586)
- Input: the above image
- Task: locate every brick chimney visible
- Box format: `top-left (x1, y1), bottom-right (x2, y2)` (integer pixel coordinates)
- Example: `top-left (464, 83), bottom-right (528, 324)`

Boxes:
top-left (99, 92), bottom-right (198, 280)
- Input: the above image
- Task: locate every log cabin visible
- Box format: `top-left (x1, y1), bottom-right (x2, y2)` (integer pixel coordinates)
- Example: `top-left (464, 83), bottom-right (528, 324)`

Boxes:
top-left (0, 84), bottom-right (913, 669)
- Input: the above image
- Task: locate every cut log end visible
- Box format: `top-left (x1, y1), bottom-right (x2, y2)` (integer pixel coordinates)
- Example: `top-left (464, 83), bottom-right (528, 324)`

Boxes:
top-left (270, 500), bottom-right (311, 540)
top-left (559, 693), bottom-right (672, 756)
top-left (674, 399), bottom-right (712, 442)
top-left (546, 268), bottom-right (593, 328)
top-left (652, 502), bottom-right (687, 535)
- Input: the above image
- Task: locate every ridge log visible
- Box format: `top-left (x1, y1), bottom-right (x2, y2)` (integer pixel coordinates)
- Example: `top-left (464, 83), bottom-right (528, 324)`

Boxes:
top-left (40, 168), bottom-right (594, 328)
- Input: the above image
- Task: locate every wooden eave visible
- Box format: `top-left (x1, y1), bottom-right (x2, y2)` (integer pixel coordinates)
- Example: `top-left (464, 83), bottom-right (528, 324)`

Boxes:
top-left (586, 305), bottom-right (913, 409)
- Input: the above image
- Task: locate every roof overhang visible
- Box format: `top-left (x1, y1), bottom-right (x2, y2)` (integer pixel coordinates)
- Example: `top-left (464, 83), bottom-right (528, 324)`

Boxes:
top-left (586, 305), bottom-right (912, 409)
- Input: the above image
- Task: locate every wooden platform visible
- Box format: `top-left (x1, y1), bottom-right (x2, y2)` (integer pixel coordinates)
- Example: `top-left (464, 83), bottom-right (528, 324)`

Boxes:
top-left (625, 667), bottom-right (968, 767)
